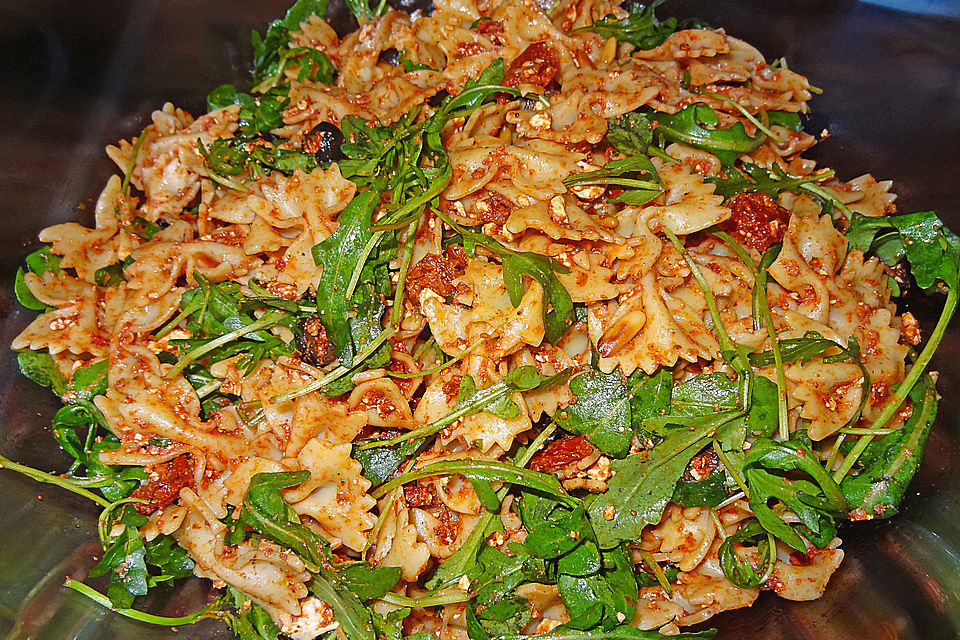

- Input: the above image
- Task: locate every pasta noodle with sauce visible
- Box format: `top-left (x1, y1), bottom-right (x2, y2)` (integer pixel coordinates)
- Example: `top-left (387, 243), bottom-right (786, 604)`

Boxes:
top-left (6, 1), bottom-right (958, 639)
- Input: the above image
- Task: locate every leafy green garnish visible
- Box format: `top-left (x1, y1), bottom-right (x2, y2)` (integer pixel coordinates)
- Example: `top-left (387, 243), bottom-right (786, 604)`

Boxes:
top-left (840, 373), bottom-right (937, 518)
top-left (563, 154), bottom-right (663, 206)
top-left (90, 507), bottom-right (194, 608)
top-left (743, 438), bottom-right (847, 551)
top-left (575, 1), bottom-right (708, 51)
top-left (250, 0), bottom-right (333, 91)
top-left (556, 368), bottom-right (633, 458)
top-left (14, 246), bottom-right (62, 310)
top-left (706, 163), bottom-right (832, 200)
top-left (648, 104), bottom-right (766, 165)
top-left (717, 518), bottom-right (775, 589)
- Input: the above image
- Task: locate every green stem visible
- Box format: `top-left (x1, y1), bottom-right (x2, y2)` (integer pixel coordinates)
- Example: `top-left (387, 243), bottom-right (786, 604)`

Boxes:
top-left (637, 549), bottom-right (673, 595)
top-left (165, 310), bottom-right (285, 379)
top-left (0, 455), bottom-right (112, 508)
top-left (64, 579), bottom-right (224, 626)
top-left (390, 222), bottom-right (418, 326)
top-left (699, 92), bottom-right (783, 143)
top-left (378, 591), bottom-right (471, 607)
top-left (271, 325), bottom-right (396, 403)
top-left (833, 283), bottom-right (957, 482)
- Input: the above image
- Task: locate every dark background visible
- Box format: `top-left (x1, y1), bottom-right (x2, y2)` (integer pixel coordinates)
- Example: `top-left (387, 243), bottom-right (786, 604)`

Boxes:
top-left (1, 1), bottom-right (959, 638)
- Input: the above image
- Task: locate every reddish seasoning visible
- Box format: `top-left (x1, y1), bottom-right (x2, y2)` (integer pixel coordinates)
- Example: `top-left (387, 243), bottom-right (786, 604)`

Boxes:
top-left (721, 192), bottom-right (791, 252)
top-left (406, 245), bottom-right (468, 301)
top-left (528, 435), bottom-right (594, 473)
top-left (131, 455), bottom-right (195, 514)
top-left (504, 41), bottom-right (560, 89)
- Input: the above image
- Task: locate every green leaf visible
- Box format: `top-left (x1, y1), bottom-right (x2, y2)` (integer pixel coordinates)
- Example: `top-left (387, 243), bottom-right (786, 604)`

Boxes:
top-left (17, 350), bottom-right (68, 396)
top-left (238, 470), bottom-right (324, 565)
top-left (352, 435), bottom-right (426, 485)
top-left (312, 191), bottom-right (378, 366)
top-left (717, 518), bottom-right (774, 589)
top-left (563, 154), bottom-right (664, 207)
top-left (223, 586), bottom-right (284, 640)
top-left (706, 162), bottom-right (825, 200)
top-left (840, 374), bottom-right (937, 519)
top-left (144, 535), bottom-right (195, 586)
top-left (606, 112), bottom-right (654, 156)
top-left (251, 0), bottom-right (331, 90)
top-left (576, 0), bottom-right (707, 51)
top-left (24, 246), bottom-right (62, 276)
top-left (587, 409), bottom-right (742, 548)
top-left (648, 104), bottom-right (766, 165)
top-left (672, 467), bottom-right (727, 508)
top-left (455, 58), bottom-right (505, 111)
top-left (66, 359), bottom-right (109, 401)
top-left (14, 267), bottom-right (46, 310)
top-left (743, 438), bottom-right (847, 551)
top-left (496, 626), bottom-right (716, 640)
top-left (309, 575), bottom-right (378, 640)
top-left (89, 511), bottom-right (150, 609)
top-left (556, 368), bottom-right (633, 458)
top-left (846, 210), bottom-right (960, 291)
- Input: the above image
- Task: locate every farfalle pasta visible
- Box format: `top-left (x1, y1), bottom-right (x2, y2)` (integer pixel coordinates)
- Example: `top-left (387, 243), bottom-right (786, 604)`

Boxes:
top-left (7, 1), bottom-right (956, 640)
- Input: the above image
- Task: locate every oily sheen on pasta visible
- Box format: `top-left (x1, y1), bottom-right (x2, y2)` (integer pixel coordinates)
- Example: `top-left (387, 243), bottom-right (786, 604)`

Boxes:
top-left (9, 1), bottom-right (957, 639)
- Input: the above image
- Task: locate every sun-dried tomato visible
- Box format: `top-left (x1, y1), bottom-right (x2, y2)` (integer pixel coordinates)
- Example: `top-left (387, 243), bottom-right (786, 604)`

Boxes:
top-left (528, 435), bottom-right (595, 474)
top-left (504, 41), bottom-right (560, 89)
top-left (406, 245), bottom-right (468, 302)
top-left (131, 455), bottom-right (195, 514)
top-left (721, 192), bottom-right (791, 252)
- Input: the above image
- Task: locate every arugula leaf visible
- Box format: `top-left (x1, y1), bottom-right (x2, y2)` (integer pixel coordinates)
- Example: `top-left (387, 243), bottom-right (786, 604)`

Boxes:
top-left (238, 470), bottom-right (325, 565)
top-left (556, 368), bottom-right (633, 458)
top-left (606, 112), bottom-right (654, 156)
top-left (15, 246), bottom-right (62, 310)
top-left (743, 438), bottom-right (847, 551)
top-left (841, 374), bottom-right (937, 518)
top-left (352, 434), bottom-right (426, 484)
top-left (443, 215), bottom-right (575, 343)
top-left (465, 544), bottom-right (548, 640)
top-left (312, 192), bottom-right (378, 366)
top-left (251, 0), bottom-right (331, 90)
top-left (207, 85), bottom-right (289, 137)
top-left (17, 350), bottom-right (68, 396)
top-left (576, 1), bottom-right (706, 51)
top-left (199, 137), bottom-right (319, 181)
top-left (343, 0), bottom-right (388, 20)
top-left (89, 509), bottom-right (150, 608)
top-left (455, 58), bottom-right (506, 111)
top-left (143, 534), bottom-right (195, 586)
top-left (648, 104), bottom-right (766, 165)
top-left (51, 404), bottom-right (143, 502)
top-left (717, 518), bottom-right (775, 589)
top-left (672, 467), bottom-right (727, 508)
top-left (588, 408), bottom-right (742, 548)
top-left (846, 210), bottom-right (960, 291)
top-left (706, 162), bottom-right (829, 200)
top-left (309, 575), bottom-right (378, 640)
top-left (563, 154), bottom-right (664, 207)
top-left (223, 586), bottom-right (284, 640)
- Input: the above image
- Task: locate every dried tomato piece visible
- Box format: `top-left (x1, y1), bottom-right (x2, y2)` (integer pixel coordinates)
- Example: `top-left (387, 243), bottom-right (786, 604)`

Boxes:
top-left (504, 41), bottom-right (560, 89)
top-left (131, 455), bottom-right (195, 514)
top-left (721, 192), bottom-right (791, 252)
top-left (528, 435), bottom-right (595, 474)
top-left (406, 245), bottom-right (469, 302)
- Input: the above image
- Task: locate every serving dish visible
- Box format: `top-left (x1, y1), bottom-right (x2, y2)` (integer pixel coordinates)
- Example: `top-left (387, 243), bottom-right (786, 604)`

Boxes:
top-left (0, 1), bottom-right (959, 638)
